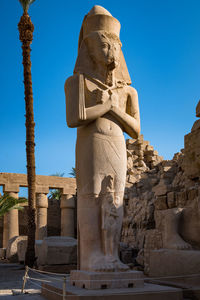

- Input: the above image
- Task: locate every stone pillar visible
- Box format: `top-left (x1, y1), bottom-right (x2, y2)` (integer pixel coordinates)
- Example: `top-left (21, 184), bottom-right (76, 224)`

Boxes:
top-left (3, 192), bottom-right (19, 248)
top-left (60, 194), bottom-right (75, 237)
top-left (36, 193), bottom-right (48, 240)
top-left (3, 213), bottom-right (9, 248)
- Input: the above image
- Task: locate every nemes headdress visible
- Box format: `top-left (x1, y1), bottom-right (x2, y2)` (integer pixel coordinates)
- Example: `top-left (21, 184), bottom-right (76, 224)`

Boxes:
top-left (74, 5), bottom-right (131, 85)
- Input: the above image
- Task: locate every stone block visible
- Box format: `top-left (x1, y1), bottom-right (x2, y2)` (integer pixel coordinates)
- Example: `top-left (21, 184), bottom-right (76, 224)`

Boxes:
top-left (176, 191), bottom-right (187, 207)
top-left (127, 144), bottom-right (136, 150)
top-left (70, 270), bottom-right (144, 289)
top-left (146, 145), bottom-right (154, 151)
top-left (150, 161), bottom-right (160, 169)
top-left (35, 239), bottom-right (43, 256)
top-left (137, 134), bottom-right (144, 143)
top-left (17, 236), bottom-right (28, 262)
top-left (143, 140), bottom-right (150, 147)
top-left (187, 188), bottom-right (198, 201)
top-left (184, 129), bottom-right (200, 179)
top-left (37, 236), bottom-right (77, 266)
top-left (132, 155), bottom-right (139, 162)
top-left (145, 150), bottom-right (158, 156)
top-left (134, 150), bottom-right (143, 157)
top-left (152, 181), bottom-right (170, 196)
top-left (0, 248), bottom-right (6, 259)
top-left (42, 281), bottom-right (183, 300)
top-left (144, 229), bottom-right (163, 251)
top-left (154, 196), bottom-right (167, 210)
top-left (128, 175), bottom-right (141, 184)
top-left (180, 206), bottom-right (200, 248)
top-left (148, 249), bottom-right (200, 277)
top-left (39, 264), bottom-right (77, 273)
top-left (191, 119), bottom-right (200, 132)
top-left (6, 236), bottom-right (27, 262)
top-left (126, 139), bottom-right (135, 145)
top-left (145, 155), bottom-right (153, 162)
top-left (127, 157), bottom-right (133, 169)
top-left (167, 192), bottom-right (176, 208)
top-left (126, 150), bottom-right (132, 157)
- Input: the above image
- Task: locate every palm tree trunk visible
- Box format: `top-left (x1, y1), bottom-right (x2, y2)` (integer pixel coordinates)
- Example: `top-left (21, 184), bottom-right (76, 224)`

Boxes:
top-left (18, 12), bottom-right (36, 267)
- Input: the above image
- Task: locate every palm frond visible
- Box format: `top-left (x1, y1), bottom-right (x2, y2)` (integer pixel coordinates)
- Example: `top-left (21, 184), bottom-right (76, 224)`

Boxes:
top-left (50, 172), bottom-right (65, 177)
top-left (69, 167), bottom-right (76, 178)
top-left (0, 193), bottom-right (27, 217)
top-left (48, 189), bottom-right (61, 201)
top-left (18, 0), bottom-right (36, 12)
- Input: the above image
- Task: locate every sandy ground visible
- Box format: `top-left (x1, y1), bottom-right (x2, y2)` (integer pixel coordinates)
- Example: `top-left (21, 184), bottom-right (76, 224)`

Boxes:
top-left (0, 261), bottom-right (45, 299)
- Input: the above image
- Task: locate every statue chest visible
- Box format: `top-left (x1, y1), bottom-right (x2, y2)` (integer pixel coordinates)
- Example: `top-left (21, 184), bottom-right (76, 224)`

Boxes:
top-left (84, 77), bottom-right (127, 111)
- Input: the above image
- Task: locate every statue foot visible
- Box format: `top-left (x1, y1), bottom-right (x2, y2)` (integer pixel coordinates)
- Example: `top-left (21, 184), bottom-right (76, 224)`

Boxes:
top-left (114, 260), bottom-right (129, 272)
top-left (91, 256), bottom-right (129, 272)
top-left (165, 235), bottom-right (192, 250)
top-left (91, 256), bottom-right (115, 272)
top-left (93, 263), bottom-right (115, 272)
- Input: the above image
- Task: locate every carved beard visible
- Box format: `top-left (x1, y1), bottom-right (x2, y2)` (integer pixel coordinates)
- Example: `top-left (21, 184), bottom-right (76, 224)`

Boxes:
top-left (105, 69), bottom-right (113, 86)
top-left (105, 59), bottom-right (118, 86)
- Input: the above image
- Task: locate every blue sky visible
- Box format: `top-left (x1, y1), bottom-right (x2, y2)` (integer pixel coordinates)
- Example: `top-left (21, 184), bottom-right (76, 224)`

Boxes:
top-left (0, 0), bottom-right (200, 181)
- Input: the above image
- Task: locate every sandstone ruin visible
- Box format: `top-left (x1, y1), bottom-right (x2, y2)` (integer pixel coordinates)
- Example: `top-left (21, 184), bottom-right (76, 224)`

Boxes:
top-left (122, 100), bottom-right (200, 278)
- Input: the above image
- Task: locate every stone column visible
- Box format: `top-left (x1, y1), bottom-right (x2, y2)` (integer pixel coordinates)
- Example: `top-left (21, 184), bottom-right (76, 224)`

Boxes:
top-left (3, 213), bottom-right (9, 248)
top-left (36, 193), bottom-right (48, 240)
top-left (60, 194), bottom-right (75, 237)
top-left (3, 192), bottom-right (19, 248)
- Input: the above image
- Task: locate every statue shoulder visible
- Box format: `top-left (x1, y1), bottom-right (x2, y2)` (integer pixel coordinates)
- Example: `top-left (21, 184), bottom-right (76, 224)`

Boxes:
top-left (125, 85), bottom-right (138, 97)
top-left (64, 74), bottom-right (80, 91)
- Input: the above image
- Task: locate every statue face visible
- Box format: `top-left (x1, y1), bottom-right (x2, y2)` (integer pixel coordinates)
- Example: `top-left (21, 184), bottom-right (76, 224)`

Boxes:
top-left (87, 33), bottom-right (121, 70)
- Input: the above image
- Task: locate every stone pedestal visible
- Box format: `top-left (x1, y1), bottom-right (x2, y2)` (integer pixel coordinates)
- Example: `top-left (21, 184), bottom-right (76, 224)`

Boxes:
top-left (36, 193), bottom-right (48, 240)
top-left (3, 192), bottom-right (19, 248)
top-left (42, 281), bottom-right (183, 300)
top-left (60, 194), bottom-right (75, 237)
top-left (70, 270), bottom-right (144, 290)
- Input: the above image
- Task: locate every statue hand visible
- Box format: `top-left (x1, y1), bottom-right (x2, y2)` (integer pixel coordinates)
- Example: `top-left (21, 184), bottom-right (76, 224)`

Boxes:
top-left (96, 89), bottom-right (110, 104)
top-left (110, 92), bottom-right (119, 108)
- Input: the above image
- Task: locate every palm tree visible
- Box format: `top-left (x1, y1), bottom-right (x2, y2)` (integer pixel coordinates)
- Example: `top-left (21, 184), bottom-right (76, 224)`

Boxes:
top-left (69, 167), bottom-right (76, 178)
top-left (18, 0), bottom-right (36, 267)
top-left (0, 193), bottom-right (27, 217)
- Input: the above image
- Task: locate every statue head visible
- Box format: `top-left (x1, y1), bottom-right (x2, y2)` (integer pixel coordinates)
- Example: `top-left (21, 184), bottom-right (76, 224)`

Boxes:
top-left (86, 31), bottom-right (121, 70)
top-left (74, 5), bottom-right (131, 85)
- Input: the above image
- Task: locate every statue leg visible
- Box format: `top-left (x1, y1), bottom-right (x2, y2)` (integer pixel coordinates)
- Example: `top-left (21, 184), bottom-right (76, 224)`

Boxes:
top-left (112, 192), bottom-right (129, 271)
top-left (162, 208), bottom-right (192, 250)
top-left (78, 194), bottom-right (103, 271)
top-left (78, 193), bottom-right (115, 271)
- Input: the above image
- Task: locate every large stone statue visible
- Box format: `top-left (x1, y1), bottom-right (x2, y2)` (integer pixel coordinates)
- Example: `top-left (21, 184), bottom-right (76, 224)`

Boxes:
top-left (65, 5), bottom-right (140, 272)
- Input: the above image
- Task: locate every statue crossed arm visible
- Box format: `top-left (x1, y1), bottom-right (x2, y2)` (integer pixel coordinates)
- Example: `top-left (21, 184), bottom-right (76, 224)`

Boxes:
top-left (65, 74), bottom-right (140, 139)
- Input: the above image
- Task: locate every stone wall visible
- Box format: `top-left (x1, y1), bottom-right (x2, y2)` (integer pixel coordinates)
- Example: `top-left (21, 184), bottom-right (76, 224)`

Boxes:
top-left (121, 101), bottom-right (200, 271)
top-left (122, 134), bottom-right (163, 250)
top-left (183, 101), bottom-right (200, 179)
